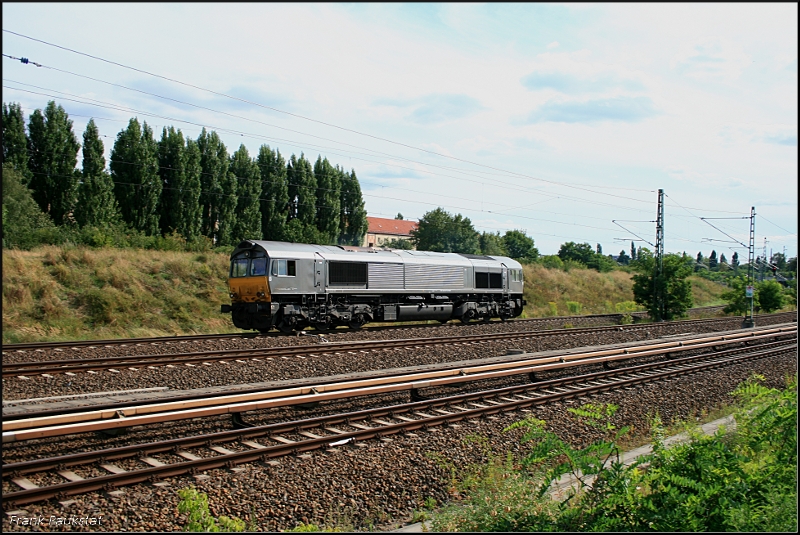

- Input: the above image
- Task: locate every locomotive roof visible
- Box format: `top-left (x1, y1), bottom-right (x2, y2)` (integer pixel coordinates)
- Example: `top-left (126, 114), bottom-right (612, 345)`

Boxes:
top-left (233, 240), bottom-right (522, 269)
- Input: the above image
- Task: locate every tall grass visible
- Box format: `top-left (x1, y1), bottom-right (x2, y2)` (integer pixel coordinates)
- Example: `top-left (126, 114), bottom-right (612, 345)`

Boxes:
top-left (522, 263), bottom-right (729, 318)
top-left (2, 246), bottom-right (237, 343)
top-left (2, 247), bottom-right (734, 343)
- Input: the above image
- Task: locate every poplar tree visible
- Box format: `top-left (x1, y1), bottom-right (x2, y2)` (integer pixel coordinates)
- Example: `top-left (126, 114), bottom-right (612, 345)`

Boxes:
top-left (313, 155), bottom-right (341, 244)
top-left (230, 144), bottom-right (262, 240)
top-left (2, 102), bottom-right (31, 183)
top-left (157, 126), bottom-right (186, 236)
top-left (196, 128), bottom-right (230, 242)
top-left (257, 145), bottom-right (288, 241)
top-left (181, 139), bottom-right (202, 241)
top-left (339, 168), bottom-right (368, 245)
top-left (155, 127), bottom-right (202, 240)
top-left (216, 167), bottom-right (238, 247)
top-left (75, 119), bottom-right (119, 228)
top-left (709, 250), bottom-right (718, 270)
top-left (110, 118), bottom-right (161, 235)
top-left (287, 153), bottom-right (317, 229)
top-left (27, 101), bottom-right (80, 225)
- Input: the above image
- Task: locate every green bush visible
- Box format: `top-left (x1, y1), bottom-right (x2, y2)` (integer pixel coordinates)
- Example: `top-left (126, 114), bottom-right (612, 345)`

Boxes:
top-left (429, 375), bottom-right (798, 532)
top-left (177, 487), bottom-right (246, 532)
top-left (756, 280), bottom-right (785, 312)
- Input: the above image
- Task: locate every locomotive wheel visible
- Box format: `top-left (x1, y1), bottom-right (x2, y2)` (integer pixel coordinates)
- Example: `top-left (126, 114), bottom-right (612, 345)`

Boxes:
top-left (348, 313), bottom-right (366, 330)
top-left (277, 318), bottom-right (295, 333)
top-left (315, 319), bottom-right (332, 333)
top-left (460, 310), bottom-right (476, 324)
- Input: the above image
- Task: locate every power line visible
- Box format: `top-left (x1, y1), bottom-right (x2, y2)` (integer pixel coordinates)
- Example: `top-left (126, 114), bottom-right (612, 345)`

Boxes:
top-left (3, 51), bottom-right (661, 196)
top-left (5, 85), bottom-right (658, 226)
top-left (758, 214), bottom-right (797, 236)
top-left (2, 30), bottom-right (664, 204)
top-left (4, 78), bottom-right (661, 217)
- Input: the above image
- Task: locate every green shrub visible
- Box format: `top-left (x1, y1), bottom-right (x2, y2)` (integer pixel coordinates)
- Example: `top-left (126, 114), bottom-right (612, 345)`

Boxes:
top-left (177, 486), bottom-right (245, 532)
top-left (566, 301), bottom-right (582, 315)
top-left (429, 376), bottom-right (798, 532)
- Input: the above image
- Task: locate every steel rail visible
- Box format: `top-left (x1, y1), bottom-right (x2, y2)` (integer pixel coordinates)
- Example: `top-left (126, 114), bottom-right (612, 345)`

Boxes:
top-left (0, 305), bottom-right (741, 352)
top-left (6, 325), bottom-right (793, 423)
top-left (4, 328), bottom-right (795, 441)
top-left (3, 340), bottom-right (793, 507)
top-left (5, 313), bottom-right (792, 377)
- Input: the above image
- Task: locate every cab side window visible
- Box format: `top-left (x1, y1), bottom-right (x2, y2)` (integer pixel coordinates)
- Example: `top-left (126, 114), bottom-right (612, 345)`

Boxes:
top-left (271, 259), bottom-right (296, 277)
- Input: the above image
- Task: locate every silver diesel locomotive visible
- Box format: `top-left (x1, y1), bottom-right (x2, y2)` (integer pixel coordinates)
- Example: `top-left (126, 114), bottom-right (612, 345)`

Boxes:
top-left (221, 240), bottom-right (525, 333)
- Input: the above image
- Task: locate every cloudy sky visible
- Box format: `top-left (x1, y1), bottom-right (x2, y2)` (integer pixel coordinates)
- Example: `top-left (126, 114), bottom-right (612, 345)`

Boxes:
top-left (3, 3), bottom-right (797, 258)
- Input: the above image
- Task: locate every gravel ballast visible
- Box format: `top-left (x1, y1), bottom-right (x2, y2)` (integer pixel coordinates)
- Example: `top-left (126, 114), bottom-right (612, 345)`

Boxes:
top-left (2, 314), bottom-right (796, 532)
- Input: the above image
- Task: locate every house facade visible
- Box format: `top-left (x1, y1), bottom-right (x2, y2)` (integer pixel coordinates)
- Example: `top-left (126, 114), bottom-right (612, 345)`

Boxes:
top-left (362, 217), bottom-right (418, 249)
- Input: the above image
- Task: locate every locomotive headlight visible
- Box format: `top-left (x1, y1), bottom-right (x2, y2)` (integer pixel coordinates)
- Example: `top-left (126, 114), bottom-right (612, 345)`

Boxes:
top-left (257, 291), bottom-right (265, 297)
top-left (229, 292), bottom-right (237, 298)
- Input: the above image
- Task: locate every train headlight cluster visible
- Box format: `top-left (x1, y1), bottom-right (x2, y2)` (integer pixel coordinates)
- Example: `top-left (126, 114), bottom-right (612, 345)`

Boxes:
top-left (257, 291), bottom-right (265, 297)
top-left (229, 292), bottom-right (237, 298)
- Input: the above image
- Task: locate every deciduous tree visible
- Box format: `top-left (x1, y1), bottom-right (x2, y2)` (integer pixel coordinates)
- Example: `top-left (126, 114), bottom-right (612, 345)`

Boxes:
top-left (75, 119), bottom-right (119, 228)
top-left (411, 207), bottom-right (479, 253)
top-left (338, 167), bottom-right (367, 245)
top-left (287, 153), bottom-right (316, 228)
top-left (257, 145), bottom-right (288, 241)
top-left (479, 231), bottom-right (507, 256)
top-left (27, 101), bottom-right (80, 225)
top-left (731, 251), bottom-right (740, 272)
top-left (503, 230), bottom-right (538, 261)
top-left (229, 145), bottom-right (261, 241)
top-left (558, 242), bottom-right (595, 265)
top-left (110, 118), bottom-right (161, 235)
top-left (313, 156), bottom-right (340, 244)
top-left (632, 250), bottom-right (694, 320)
top-left (2, 165), bottom-right (56, 249)
top-left (2, 102), bottom-right (30, 183)
top-left (709, 250), bottom-right (718, 270)
top-left (756, 280), bottom-right (784, 312)
top-left (197, 128), bottom-right (230, 242)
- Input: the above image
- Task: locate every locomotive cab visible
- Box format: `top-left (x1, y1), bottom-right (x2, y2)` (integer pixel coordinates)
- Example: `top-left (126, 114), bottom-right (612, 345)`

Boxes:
top-left (221, 242), bottom-right (274, 331)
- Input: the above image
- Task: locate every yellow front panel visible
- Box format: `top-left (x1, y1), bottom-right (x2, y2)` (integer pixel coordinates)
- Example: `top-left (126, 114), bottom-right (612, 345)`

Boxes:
top-left (228, 276), bottom-right (270, 303)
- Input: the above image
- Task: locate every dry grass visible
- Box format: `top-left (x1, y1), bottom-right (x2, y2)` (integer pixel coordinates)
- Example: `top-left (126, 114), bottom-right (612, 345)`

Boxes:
top-left (2, 247), bottom-right (733, 343)
top-left (2, 246), bottom-right (238, 343)
top-left (521, 264), bottom-right (729, 318)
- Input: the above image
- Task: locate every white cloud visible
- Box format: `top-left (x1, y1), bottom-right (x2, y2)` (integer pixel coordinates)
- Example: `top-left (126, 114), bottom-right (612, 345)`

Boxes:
top-left (2, 3), bottom-right (796, 255)
top-left (670, 38), bottom-right (752, 81)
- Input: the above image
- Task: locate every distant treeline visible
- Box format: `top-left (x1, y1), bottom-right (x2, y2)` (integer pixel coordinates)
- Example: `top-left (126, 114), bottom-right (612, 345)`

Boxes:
top-left (2, 100), bottom-right (368, 249)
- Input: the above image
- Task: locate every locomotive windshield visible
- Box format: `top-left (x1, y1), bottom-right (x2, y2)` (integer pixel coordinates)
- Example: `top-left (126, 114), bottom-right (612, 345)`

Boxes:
top-left (229, 251), bottom-right (268, 278)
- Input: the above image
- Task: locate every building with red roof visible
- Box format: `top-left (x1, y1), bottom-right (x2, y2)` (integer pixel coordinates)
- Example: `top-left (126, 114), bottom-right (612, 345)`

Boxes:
top-left (363, 216), bottom-right (418, 248)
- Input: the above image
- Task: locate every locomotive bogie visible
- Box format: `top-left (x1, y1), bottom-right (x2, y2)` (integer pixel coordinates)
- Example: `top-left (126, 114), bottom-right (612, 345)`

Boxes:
top-left (222, 240), bottom-right (526, 332)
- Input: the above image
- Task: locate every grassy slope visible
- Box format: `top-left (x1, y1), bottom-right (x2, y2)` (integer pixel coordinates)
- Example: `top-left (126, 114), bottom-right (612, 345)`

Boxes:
top-left (521, 263), bottom-right (728, 317)
top-left (2, 246), bottom-right (731, 343)
top-left (2, 246), bottom-right (237, 343)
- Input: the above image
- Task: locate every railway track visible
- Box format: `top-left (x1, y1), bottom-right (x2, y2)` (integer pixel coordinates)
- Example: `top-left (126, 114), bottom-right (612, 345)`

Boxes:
top-left (4, 326), bottom-right (795, 442)
top-left (3, 334), bottom-right (793, 507)
top-left (1, 306), bottom-right (730, 352)
top-left (3, 313), bottom-right (783, 378)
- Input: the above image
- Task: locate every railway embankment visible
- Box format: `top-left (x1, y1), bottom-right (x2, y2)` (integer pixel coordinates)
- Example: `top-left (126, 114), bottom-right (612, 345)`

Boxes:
top-left (3, 246), bottom-right (734, 343)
